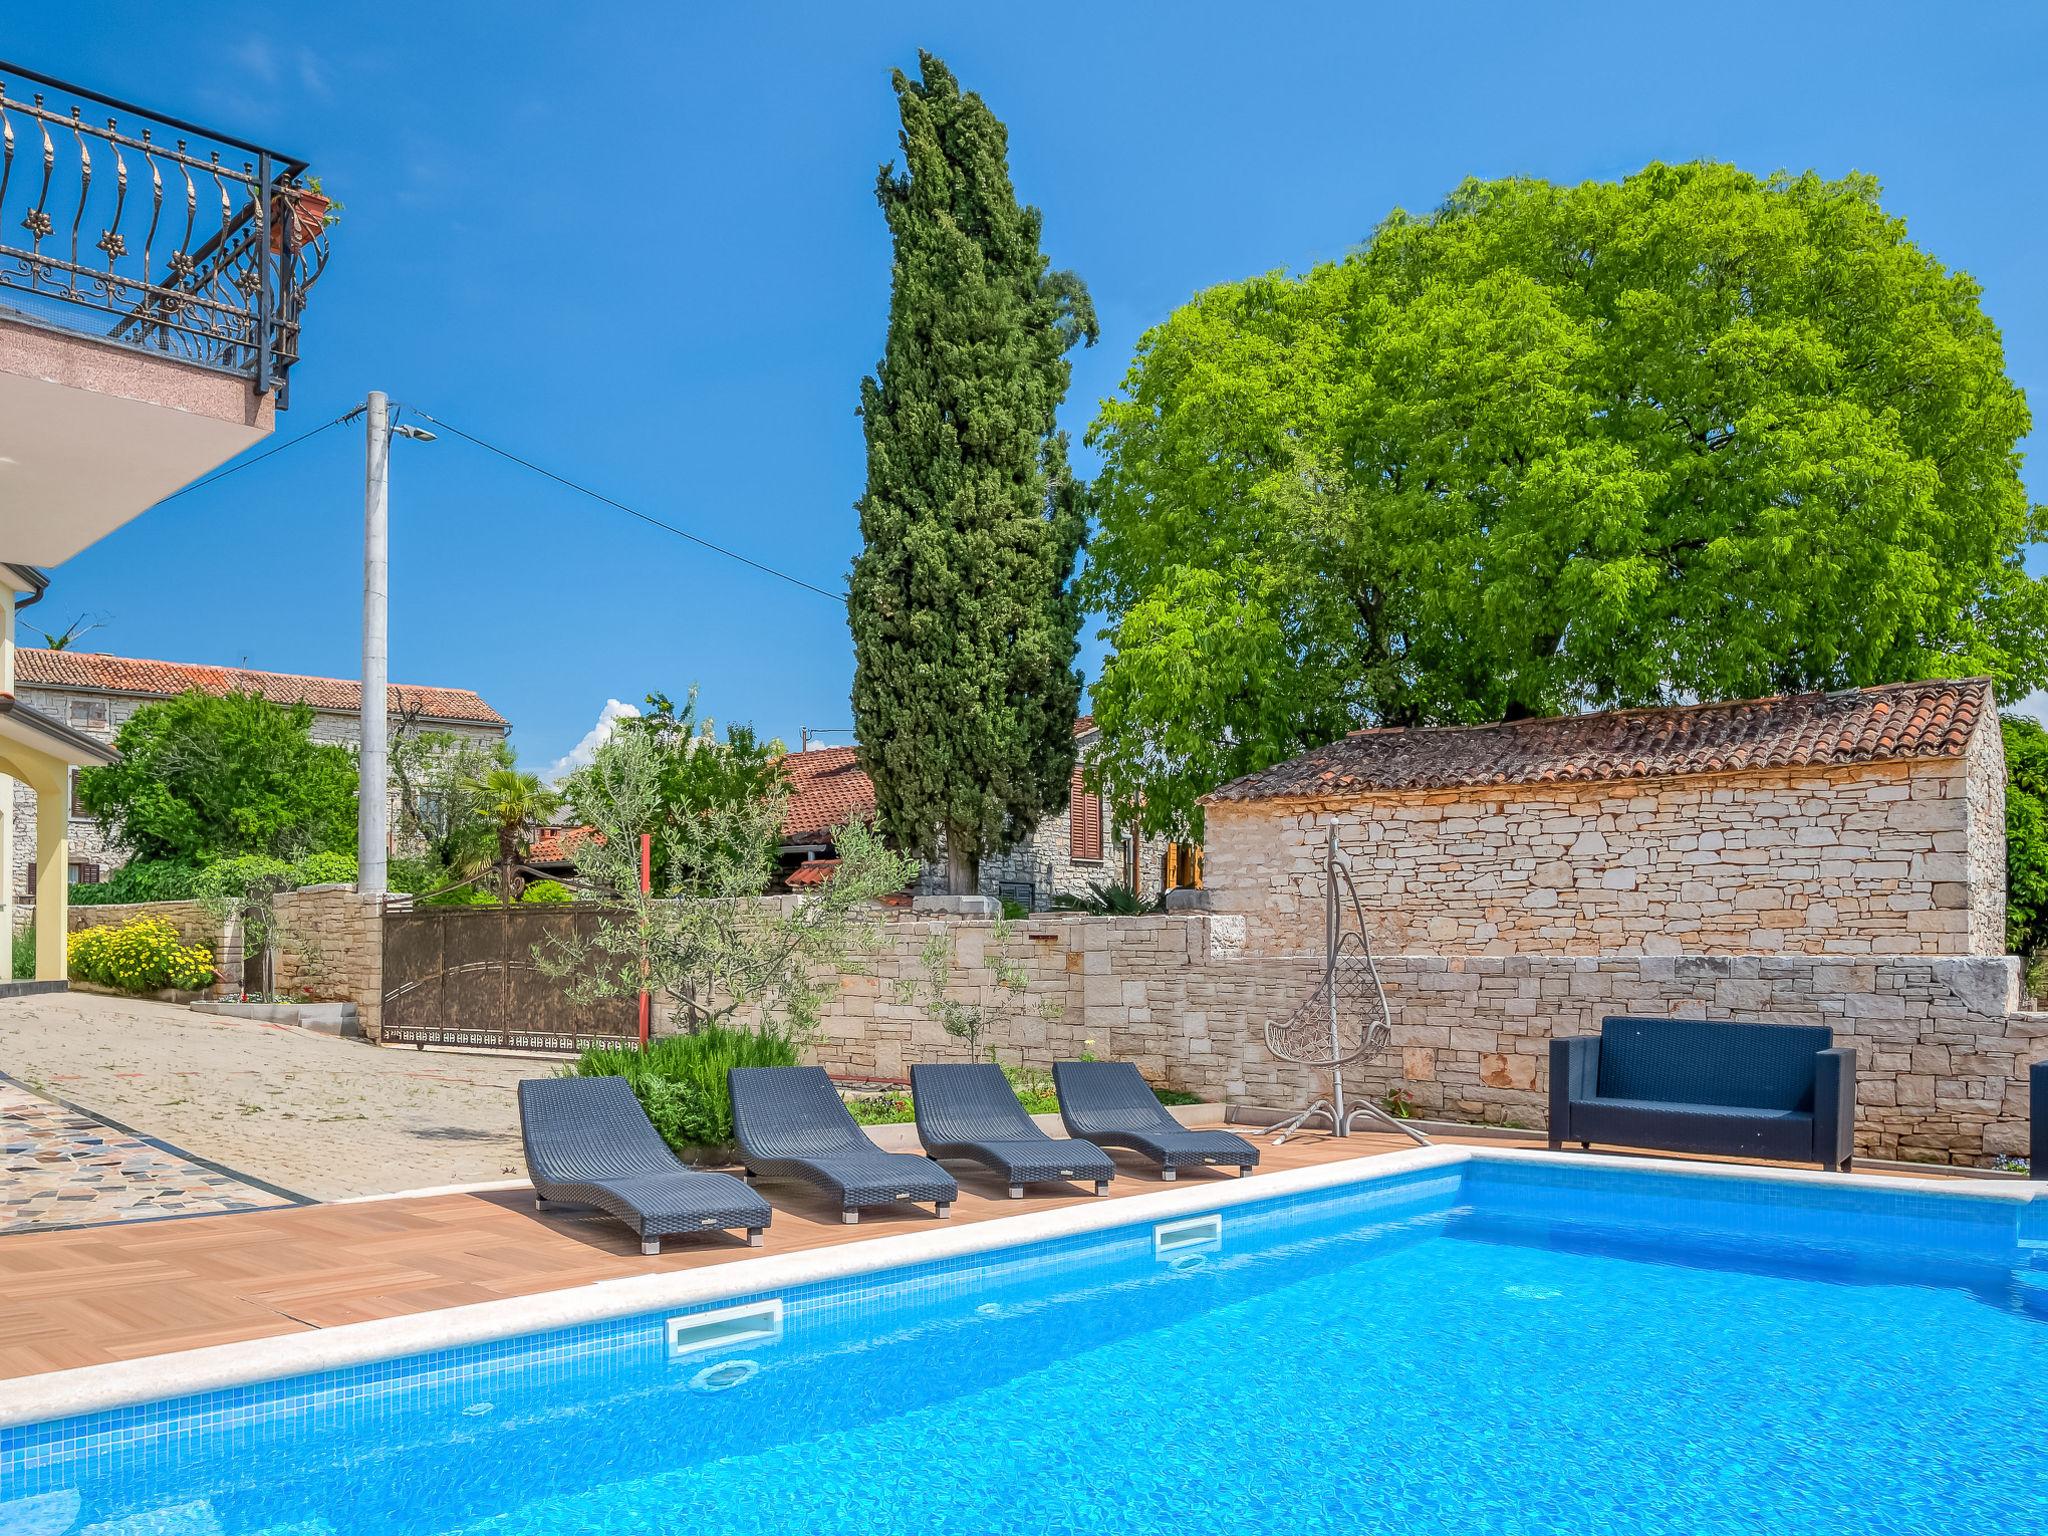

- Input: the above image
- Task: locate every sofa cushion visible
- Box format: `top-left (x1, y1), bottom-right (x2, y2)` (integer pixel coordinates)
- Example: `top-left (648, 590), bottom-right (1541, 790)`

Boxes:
top-left (1570, 1095), bottom-right (1817, 1162)
top-left (1596, 1016), bottom-right (1832, 1113)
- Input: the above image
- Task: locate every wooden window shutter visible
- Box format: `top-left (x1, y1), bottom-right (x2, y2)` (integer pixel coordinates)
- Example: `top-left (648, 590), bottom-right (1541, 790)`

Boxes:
top-left (1068, 766), bottom-right (1102, 862)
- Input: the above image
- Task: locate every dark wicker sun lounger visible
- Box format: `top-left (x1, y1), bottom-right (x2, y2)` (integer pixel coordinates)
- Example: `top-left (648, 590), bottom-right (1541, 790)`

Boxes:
top-left (729, 1065), bottom-right (957, 1223)
top-left (1053, 1060), bottom-right (1259, 1179)
top-left (911, 1062), bottom-right (1117, 1199)
top-left (518, 1076), bottom-right (771, 1255)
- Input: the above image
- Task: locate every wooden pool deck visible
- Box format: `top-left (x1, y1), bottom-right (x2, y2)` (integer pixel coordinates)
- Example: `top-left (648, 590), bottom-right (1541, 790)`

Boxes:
top-left (0, 1130), bottom-right (1433, 1380)
top-left (0, 1128), bottom-right (1993, 1383)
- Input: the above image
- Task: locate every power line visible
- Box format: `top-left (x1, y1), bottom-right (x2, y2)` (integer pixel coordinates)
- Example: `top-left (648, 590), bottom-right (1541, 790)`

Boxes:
top-left (406, 408), bottom-right (847, 602)
top-left (153, 412), bottom-right (352, 504)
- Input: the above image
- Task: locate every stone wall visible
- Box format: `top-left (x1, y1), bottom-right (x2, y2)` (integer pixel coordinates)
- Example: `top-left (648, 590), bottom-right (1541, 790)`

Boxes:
top-left (771, 911), bottom-right (2043, 1166)
top-left (65, 898), bottom-right (242, 988)
top-left (1203, 752), bottom-right (2004, 961)
top-left (1966, 725), bottom-right (2008, 954)
top-left (272, 884), bottom-right (386, 1037)
top-left (238, 886), bottom-right (2044, 1165)
top-left (64, 899), bottom-right (225, 953)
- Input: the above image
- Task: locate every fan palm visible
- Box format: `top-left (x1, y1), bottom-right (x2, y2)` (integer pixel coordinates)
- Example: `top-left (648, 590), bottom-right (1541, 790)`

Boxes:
top-left (469, 767), bottom-right (563, 904)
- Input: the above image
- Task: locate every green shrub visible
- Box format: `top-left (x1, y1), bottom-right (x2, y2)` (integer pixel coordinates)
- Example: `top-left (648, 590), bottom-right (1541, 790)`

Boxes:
top-left (68, 916), bottom-right (215, 993)
top-left (70, 851), bottom-right (357, 910)
top-left (569, 1026), bottom-right (800, 1152)
top-left (191, 855), bottom-right (295, 902)
top-left (1003, 1063), bottom-right (1059, 1115)
top-left (70, 859), bottom-right (202, 906)
top-left (425, 885), bottom-right (500, 907)
top-left (293, 850), bottom-right (359, 887)
top-left (999, 896), bottom-right (1030, 920)
top-left (520, 880), bottom-right (573, 905)
top-left (1052, 880), bottom-right (1162, 915)
top-left (845, 1091), bottom-right (915, 1125)
top-left (847, 1067), bottom-right (1190, 1125)
top-left (12, 927), bottom-right (34, 981)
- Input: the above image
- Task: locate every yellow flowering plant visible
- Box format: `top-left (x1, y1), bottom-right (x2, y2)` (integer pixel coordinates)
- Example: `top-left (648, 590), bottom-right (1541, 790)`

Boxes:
top-left (67, 917), bottom-right (216, 993)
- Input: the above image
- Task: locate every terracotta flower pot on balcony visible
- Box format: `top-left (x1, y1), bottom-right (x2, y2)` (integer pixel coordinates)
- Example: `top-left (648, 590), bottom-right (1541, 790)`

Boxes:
top-left (269, 190), bottom-right (330, 253)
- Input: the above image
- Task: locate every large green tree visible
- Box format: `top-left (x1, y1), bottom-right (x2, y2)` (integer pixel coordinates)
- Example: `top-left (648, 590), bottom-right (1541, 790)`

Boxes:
top-left (2003, 717), bottom-right (2048, 961)
top-left (848, 52), bottom-right (1098, 893)
top-left (78, 690), bottom-right (358, 864)
top-left (1085, 163), bottom-right (2047, 838)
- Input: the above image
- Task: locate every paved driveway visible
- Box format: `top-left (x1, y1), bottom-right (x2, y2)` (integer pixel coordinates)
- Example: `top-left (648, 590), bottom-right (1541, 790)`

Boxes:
top-left (0, 991), bottom-right (539, 1203)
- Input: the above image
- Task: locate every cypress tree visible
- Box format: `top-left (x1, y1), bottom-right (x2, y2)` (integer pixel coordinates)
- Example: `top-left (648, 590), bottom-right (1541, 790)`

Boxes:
top-left (849, 53), bottom-right (1097, 894)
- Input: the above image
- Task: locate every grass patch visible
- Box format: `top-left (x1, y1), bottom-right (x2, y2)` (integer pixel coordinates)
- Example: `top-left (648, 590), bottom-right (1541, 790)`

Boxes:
top-left (843, 1065), bottom-right (1194, 1124)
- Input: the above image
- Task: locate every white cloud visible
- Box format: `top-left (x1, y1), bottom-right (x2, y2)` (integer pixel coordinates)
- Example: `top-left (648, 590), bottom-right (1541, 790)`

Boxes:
top-left (546, 699), bottom-right (639, 782)
top-left (2015, 692), bottom-right (2048, 726)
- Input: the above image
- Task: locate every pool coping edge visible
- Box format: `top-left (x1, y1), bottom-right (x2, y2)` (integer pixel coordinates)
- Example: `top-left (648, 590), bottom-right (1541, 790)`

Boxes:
top-left (3, 1145), bottom-right (2036, 1430)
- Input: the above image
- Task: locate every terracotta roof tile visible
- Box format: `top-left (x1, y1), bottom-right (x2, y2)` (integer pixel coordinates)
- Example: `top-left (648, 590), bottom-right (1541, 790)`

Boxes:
top-left (526, 826), bottom-right (601, 864)
top-left (784, 858), bottom-right (840, 888)
top-left (780, 722), bottom-right (1097, 843)
top-left (780, 746), bottom-right (876, 843)
top-left (14, 650), bottom-right (506, 727)
top-left (1203, 679), bottom-right (1995, 804)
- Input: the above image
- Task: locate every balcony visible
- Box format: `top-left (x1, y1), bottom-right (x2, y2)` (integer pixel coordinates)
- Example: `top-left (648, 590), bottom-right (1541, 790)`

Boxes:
top-left (0, 61), bottom-right (332, 563)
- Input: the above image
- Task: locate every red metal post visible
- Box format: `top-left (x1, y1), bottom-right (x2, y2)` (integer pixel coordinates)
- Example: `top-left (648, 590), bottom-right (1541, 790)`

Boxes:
top-left (637, 832), bottom-right (652, 1048)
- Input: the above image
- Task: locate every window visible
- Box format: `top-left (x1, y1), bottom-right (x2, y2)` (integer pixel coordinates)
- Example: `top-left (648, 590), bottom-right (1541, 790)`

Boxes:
top-left (69, 861), bottom-right (100, 886)
top-left (69, 768), bottom-right (86, 819)
top-left (67, 698), bottom-right (109, 729)
top-left (1068, 766), bottom-right (1102, 863)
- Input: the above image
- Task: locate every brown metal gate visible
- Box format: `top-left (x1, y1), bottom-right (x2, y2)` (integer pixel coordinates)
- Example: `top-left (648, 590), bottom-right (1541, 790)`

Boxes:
top-left (380, 904), bottom-right (640, 1051)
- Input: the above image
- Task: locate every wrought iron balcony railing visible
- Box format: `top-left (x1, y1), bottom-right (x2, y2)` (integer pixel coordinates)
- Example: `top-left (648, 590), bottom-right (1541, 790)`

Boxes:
top-left (0, 60), bottom-right (329, 403)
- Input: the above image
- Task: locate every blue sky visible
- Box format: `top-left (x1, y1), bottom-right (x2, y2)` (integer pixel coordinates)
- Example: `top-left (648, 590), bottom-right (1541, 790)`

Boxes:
top-left (10, 2), bottom-right (2046, 769)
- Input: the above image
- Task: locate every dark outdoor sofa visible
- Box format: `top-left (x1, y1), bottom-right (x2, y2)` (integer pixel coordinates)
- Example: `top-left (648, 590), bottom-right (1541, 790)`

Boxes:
top-left (2032, 1059), bottom-right (2046, 1181)
top-left (1548, 1016), bottom-right (1857, 1172)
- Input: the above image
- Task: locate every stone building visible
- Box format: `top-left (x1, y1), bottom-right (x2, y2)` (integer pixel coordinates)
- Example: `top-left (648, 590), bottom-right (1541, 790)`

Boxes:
top-left (792, 677), bottom-right (2036, 1163)
top-left (778, 717), bottom-right (1180, 909)
top-left (1200, 677), bottom-right (2005, 959)
top-left (6, 650), bottom-right (507, 907)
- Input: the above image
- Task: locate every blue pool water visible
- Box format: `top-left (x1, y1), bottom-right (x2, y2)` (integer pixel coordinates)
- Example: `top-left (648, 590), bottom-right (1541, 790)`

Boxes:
top-left (5, 1159), bottom-right (2047, 1536)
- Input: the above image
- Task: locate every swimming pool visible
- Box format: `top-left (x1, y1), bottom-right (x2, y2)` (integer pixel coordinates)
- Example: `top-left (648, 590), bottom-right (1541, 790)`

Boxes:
top-left (4, 1151), bottom-right (2044, 1535)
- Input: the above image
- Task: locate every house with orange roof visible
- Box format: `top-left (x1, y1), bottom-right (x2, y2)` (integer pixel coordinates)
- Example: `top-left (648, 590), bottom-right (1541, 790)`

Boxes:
top-left (7, 649), bottom-right (507, 905)
top-left (780, 718), bottom-right (1186, 909)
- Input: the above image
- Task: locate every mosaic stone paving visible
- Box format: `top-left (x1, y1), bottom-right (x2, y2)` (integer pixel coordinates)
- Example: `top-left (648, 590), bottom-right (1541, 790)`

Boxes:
top-left (0, 1078), bottom-right (299, 1234)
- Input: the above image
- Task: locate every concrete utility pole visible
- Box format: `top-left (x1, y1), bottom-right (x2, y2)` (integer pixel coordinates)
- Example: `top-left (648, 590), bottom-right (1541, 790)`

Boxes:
top-left (359, 391), bottom-right (391, 896)
top-left (356, 393), bottom-right (435, 899)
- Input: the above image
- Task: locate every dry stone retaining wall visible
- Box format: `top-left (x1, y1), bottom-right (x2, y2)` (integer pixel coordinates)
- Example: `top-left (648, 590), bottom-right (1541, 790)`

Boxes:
top-left (64, 899), bottom-right (221, 951)
top-left (267, 890), bottom-right (2046, 1167)
top-left (720, 911), bottom-right (2045, 1167)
